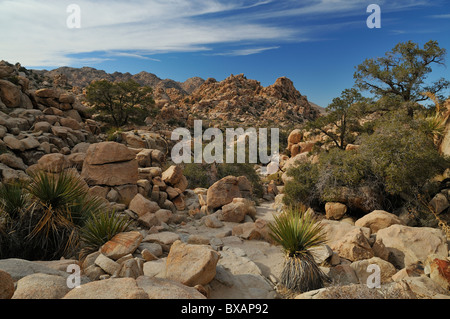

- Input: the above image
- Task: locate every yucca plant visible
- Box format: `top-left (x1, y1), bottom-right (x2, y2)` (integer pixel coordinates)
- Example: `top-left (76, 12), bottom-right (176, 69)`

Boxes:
top-left (80, 210), bottom-right (131, 258)
top-left (25, 169), bottom-right (107, 260)
top-left (269, 206), bottom-right (330, 293)
top-left (420, 92), bottom-right (450, 148)
top-left (0, 181), bottom-right (32, 258)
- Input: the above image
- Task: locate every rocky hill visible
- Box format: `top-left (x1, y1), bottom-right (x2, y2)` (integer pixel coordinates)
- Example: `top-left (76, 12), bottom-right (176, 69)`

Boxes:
top-left (29, 65), bottom-right (321, 129)
top-left (32, 66), bottom-right (205, 96)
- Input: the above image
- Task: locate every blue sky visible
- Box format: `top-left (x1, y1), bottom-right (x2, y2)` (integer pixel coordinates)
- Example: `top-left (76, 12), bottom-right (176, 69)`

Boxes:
top-left (1, 0), bottom-right (449, 107)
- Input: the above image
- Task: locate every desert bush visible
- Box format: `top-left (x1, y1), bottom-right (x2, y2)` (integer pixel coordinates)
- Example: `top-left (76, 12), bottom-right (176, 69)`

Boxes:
top-left (284, 111), bottom-right (449, 213)
top-left (183, 163), bottom-right (212, 189)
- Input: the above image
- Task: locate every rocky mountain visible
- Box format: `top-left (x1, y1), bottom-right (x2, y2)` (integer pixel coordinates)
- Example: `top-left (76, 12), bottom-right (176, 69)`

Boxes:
top-left (29, 65), bottom-right (321, 128)
top-left (153, 74), bottom-right (321, 129)
top-left (32, 66), bottom-right (205, 96)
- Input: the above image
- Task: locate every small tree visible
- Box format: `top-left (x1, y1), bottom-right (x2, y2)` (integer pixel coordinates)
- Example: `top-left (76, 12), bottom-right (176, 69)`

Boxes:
top-left (308, 88), bottom-right (367, 150)
top-left (86, 79), bottom-right (155, 127)
top-left (354, 40), bottom-right (449, 116)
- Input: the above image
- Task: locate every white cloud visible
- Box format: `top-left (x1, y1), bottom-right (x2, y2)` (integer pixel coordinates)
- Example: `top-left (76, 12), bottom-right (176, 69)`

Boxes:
top-left (429, 14), bottom-right (450, 19)
top-left (211, 46), bottom-right (280, 56)
top-left (0, 0), bottom-right (433, 68)
top-left (0, 0), bottom-right (299, 67)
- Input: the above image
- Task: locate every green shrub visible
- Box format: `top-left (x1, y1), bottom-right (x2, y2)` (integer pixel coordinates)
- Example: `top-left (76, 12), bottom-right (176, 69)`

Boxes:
top-left (183, 163), bottom-right (211, 189)
top-left (80, 210), bottom-right (131, 257)
top-left (283, 161), bottom-right (319, 207)
top-left (283, 111), bottom-right (449, 214)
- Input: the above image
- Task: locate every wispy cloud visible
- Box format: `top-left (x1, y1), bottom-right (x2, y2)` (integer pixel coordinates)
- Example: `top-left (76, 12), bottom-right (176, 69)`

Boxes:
top-left (0, 0), bottom-right (435, 68)
top-left (429, 14), bottom-right (450, 19)
top-left (210, 46), bottom-right (280, 56)
top-left (106, 52), bottom-right (161, 62)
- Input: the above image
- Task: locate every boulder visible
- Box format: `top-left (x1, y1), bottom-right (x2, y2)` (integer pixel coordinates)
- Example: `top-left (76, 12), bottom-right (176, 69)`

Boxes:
top-left (136, 276), bottom-right (206, 299)
top-left (0, 80), bottom-right (21, 108)
top-left (206, 175), bottom-right (252, 210)
top-left (100, 231), bottom-right (143, 260)
top-left (376, 225), bottom-right (448, 269)
top-left (115, 184), bottom-right (138, 206)
top-left (37, 153), bottom-right (68, 173)
top-left (81, 160), bottom-right (138, 186)
top-left (209, 265), bottom-right (277, 299)
top-left (331, 228), bottom-right (374, 261)
top-left (161, 165), bottom-right (183, 185)
top-left (144, 232), bottom-right (180, 246)
top-left (221, 198), bottom-right (256, 223)
top-left (0, 270), bottom-right (14, 299)
top-left (138, 242), bottom-right (163, 258)
top-left (328, 264), bottom-right (359, 285)
top-left (319, 219), bottom-right (371, 245)
top-left (204, 214), bottom-right (224, 228)
top-left (426, 256), bottom-right (450, 290)
top-left (12, 273), bottom-right (70, 299)
top-left (325, 202), bottom-right (348, 220)
top-left (84, 141), bottom-right (136, 165)
top-left (3, 135), bottom-right (25, 151)
top-left (143, 258), bottom-right (167, 278)
top-left (63, 278), bottom-right (148, 299)
top-left (136, 149), bottom-right (153, 167)
top-left (94, 254), bottom-right (121, 275)
top-left (34, 121), bottom-right (52, 133)
top-left (35, 88), bottom-right (59, 99)
top-left (0, 258), bottom-right (69, 281)
top-left (60, 117), bottom-right (81, 130)
top-left (21, 136), bottom-right (40, 150)
top-left (355, 210), bottom-right (404, 233)
top-left (429, 193), bottom-right (449, 214)
top-left (0, 153), bottom-right (27, 170)
top-left (129, 193), bottom-right (160, 217)
top-left (350, 257), bottom-right (397, 285)
top-left (117, 258), bottom-right (144, 279)
top-left (165, 240), bottom-right (219, 286)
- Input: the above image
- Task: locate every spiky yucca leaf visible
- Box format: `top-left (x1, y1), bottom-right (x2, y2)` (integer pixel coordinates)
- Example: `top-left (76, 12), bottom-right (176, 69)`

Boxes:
top-left (269, 206), bottom-right (329, 293)
top-left (25, 169), bottom-right (106, 259)
top-left (0, 181), bottom-right (30, 220)
top-left (80, 210), bottom-right (131, 257)
top-left (269, 206), bottom-right (327, 257)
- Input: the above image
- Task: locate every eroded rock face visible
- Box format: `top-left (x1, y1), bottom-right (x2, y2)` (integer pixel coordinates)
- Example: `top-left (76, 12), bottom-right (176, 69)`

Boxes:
top-left (221, 198), bottom-right (256, 223)
top-left (0, 80), bottom-right (21, 108)
top-left (136, 276), bottom-right (206, 299)
top-left (165, 240), bottom-right (219, 287)
top-left (0, 270), bottom-right (14, 299)
top-left (63, 278), bottom-right (149, 299)
top-left (100, 231), bottom-right (143, 261)
top-left (331, 228), bottom-right (374, 262)
top-left (376, 224), bottom-right (448, 269)
top-left (12, 273), bottom-right (70, 299)
top-left (206, 175), bottom-right (252, 210)
top-left (355, 210), bottom-right (404, 233)
top-left (81, 142), bottom-right (138, 186)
